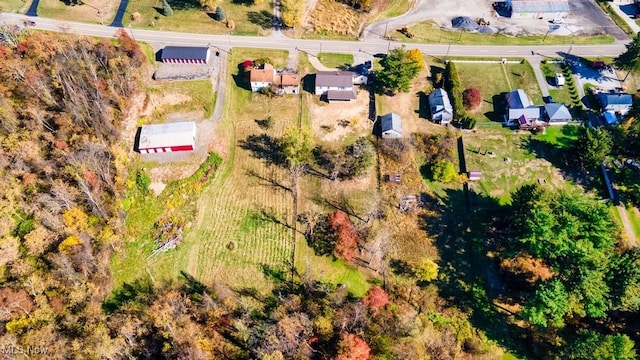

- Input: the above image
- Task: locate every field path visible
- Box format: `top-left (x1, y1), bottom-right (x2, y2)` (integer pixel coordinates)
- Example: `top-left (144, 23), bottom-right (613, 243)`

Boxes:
top-left (364, 0), bottom-right (427, 38)
top-left (617, 205), bottom-right (638, 247)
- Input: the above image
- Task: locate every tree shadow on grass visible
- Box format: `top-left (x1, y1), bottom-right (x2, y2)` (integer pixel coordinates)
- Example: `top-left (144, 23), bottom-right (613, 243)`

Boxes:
top-left (484, 93), bottom-right (507, 123)
top-left (239, 133), bottom-right (285, 166)
top-left (421, 188), bottom-right (532, 357)
top-left (102, 276), bottom-right (154, 314)
top-left (247, 10), bottom-right (273, 29)
top-left (161, 0), bottom-right (201, 10)
top-left (519, 134), bottom-right (595, 188)
top-left (232, 63), bottom-right (251, 91)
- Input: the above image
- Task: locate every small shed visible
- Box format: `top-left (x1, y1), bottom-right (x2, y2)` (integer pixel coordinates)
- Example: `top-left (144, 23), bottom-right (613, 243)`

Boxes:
top-left (161, 46), bottom-right (211, 64)
top-left (380, 113), bottom-right (403, 138)
top-left (138, 122), bottom-right (197, 154)
top-left (468, 171), bottom-right (482, 181)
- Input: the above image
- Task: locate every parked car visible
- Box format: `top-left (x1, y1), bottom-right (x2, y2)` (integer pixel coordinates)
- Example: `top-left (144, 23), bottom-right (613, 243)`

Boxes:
top-left (555, 73), bottom-right (565, 86)
top-left (550, 18), bottom-right (563, 24)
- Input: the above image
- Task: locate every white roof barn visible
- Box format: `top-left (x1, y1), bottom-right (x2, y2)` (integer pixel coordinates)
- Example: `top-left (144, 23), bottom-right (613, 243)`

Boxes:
top-left (138, 122), bottom-right (197, 154)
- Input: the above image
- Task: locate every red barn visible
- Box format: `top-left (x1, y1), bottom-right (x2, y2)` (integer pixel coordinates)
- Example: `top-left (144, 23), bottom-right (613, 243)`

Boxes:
top-left (138, 122), bottom-right (197, 154)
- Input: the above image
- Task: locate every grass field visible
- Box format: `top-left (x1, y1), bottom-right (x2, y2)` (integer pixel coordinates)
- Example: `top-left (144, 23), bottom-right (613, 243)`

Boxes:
top-left (394, 21), bottom-right (614, 45)
top-left (114, 48), bottom-right (373, 296)
top-left (146, 80), bottom-right (216, 121)
top-left (464, 129), bottom-right (570, 204)
top-left (367, 0), bottom-right (414, 23)
top-left (541, 61), bottom-right (573, 105)
top-left (1, 0), bottom-right (32, 13)
top-left (317, 52), bottom-right (355, 69)
top-left (452, 60), bottom-right (542, 122)
top-left (123, 0), bottom-right (273, 35)
top-left (37, 0), bottom-right (118, 24)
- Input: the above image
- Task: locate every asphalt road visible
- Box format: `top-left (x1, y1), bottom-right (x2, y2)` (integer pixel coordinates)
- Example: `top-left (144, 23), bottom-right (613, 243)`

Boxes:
top-left (0, 13), bottom-right (628, 58)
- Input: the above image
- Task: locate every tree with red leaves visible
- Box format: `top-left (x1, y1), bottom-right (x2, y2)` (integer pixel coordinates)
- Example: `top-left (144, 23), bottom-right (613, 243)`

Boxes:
top-left (327, 210), bottom-right (359, 262)
top-left (115, 29), bottom-right (146, 67)
top-left (362, 285), bottom-right (390, 315)
top-left (337, 332), bottom-right (371, 360)
top-left (462, 87), bottom-right (481, 110)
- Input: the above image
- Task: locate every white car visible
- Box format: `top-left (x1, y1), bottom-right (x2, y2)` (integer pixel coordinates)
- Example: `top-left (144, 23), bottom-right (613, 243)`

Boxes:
top-left (555, 73), bottom-right (565, 86)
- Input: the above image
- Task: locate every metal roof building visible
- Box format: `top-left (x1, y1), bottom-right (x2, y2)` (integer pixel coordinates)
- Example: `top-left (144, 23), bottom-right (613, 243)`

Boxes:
top-left (380, 113), bottom-right (403, 138)
top-left (138, 122), bottom-right (197, 154)
top-left (508, 0), bottom-right (570, 19)
top-left (161, 46), bottom-right (211, 64)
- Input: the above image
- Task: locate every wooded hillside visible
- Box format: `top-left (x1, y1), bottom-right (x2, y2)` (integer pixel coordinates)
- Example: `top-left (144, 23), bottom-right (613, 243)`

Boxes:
top-left (0, 26), bottom-right (145, 356)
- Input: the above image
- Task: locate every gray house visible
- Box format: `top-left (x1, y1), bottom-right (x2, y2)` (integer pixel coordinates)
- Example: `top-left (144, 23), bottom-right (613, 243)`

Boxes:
top-left (314, 71), bottom-right (357, 102)
top-left (598, 92), bottom-right (633, 116)
top-left (380, 113), bottom-right (403, 138)
top-left (505, 89), bottom-right (541, 123)
top-left (428, 89), bottom-right (453, 125)
top-left (543, 103), bottom-right (571, 125)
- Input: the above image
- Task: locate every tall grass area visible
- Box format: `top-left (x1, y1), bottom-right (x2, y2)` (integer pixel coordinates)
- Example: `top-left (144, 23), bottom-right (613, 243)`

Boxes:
top-left (146, 80), bottom-right (216, 122)
top-left (396, 21), bottom-right (614, 45)
top-left (124, 0), bottom-right (273, 35)
top-left (112, 152), bottom-right (223, 286)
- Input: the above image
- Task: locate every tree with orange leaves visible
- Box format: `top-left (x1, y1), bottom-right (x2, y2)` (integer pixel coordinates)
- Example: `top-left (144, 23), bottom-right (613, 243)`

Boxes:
top-left (362, 285), bottom-right (390, 315)
top-left (337, 332), bottom-right (371, 360)
top-left (327, 210), bottom-right (359, 262)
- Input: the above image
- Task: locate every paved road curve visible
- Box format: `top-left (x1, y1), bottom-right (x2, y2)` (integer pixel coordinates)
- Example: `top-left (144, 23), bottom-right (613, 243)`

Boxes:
top-left (1, 13), bottom-right (628, 58)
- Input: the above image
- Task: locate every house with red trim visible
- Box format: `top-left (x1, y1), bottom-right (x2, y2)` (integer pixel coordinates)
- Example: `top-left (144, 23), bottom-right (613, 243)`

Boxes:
top-left (137, 122), bottom-right (197, 154)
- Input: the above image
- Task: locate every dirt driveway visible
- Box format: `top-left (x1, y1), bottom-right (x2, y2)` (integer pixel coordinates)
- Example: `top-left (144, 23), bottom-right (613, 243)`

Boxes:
top-left (366, 0), bottom-right (626, 39)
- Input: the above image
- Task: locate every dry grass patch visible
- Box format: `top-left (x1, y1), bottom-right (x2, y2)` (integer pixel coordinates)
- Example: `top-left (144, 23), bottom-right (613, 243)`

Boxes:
top-left (37, 0), bottom-right (118, 24)
top-left (310, 91), bottom-right (371, 142)
top-left (1, 0), bottom-right (33, 13)
top-left (305, 0), bottom-right (365, 37)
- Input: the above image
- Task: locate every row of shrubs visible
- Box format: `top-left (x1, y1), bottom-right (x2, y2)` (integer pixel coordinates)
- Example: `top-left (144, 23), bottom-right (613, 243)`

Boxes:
top-left (444, 61), bottom-right (477, 129)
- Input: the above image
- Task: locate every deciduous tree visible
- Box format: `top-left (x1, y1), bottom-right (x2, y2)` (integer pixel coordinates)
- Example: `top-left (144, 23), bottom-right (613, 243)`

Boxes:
top-left (337, 332), bottom-right (371, 360)
top-left (327, 210), bottom-right (359, 262)
top-left (462, 88), bottom-right (481, 110)
top-left (362, 285), bottom-right (389, 315)
top-left (377, 47), bottom-right (422, 93)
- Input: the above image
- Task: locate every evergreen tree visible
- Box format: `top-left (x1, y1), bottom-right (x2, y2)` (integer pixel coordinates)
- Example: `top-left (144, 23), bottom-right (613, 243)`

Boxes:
top-left (214, 6), bottom-right (225, 21)
top-left (377, 47), bottom-right (422, 93)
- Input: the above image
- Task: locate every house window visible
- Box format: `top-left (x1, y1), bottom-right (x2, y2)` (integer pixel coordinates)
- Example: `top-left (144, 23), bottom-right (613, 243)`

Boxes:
top-left (338, 86), bottom-right (345, 90)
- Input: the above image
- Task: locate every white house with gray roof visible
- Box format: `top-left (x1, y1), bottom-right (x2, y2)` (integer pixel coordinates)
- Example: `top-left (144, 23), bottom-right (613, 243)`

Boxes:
top-left (505, 89), bottom-right (541, 123)
top-left (380, 113), bottom-right (403, 138)
top-left (428, 89), bottom-right (453, 125)
top-left (314, 71), bottom-right (356, 102)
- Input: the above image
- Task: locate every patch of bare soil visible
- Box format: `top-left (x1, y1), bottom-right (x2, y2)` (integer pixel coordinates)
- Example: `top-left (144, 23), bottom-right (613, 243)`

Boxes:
top-left (310, 90), bottom-right (371, 142)
top-left (68, 0), bottom-right (118, 24)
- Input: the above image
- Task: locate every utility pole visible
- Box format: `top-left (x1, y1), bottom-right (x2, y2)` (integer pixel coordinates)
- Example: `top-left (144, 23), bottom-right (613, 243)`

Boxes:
top-left (567, 42), bottom-right (574, 56)
top-left (384, 22), bottom-right (388, 39)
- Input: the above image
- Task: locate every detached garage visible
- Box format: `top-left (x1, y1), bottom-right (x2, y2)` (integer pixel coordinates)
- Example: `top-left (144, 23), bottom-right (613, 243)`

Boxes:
top-left (138, 122), bottom-right (197, 154)
top-left (161, 46), bottom-right (211, 64)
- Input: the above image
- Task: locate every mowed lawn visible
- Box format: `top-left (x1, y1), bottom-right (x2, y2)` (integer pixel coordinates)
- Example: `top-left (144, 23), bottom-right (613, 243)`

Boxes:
top-left (454, 60), bottom-right (543, 122)
top-left (463, 126), bottom-right (574, 204)
top-left (317, 52), bottom-right (354, 69)
top-left (395, 21), bottom-right (614, 45)
top-left (124, 0), bottom-right (273, 35)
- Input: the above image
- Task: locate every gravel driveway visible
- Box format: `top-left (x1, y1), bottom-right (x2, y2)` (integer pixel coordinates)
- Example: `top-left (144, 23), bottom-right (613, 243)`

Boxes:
top-left (365, 0), bottom-right (628, 40)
